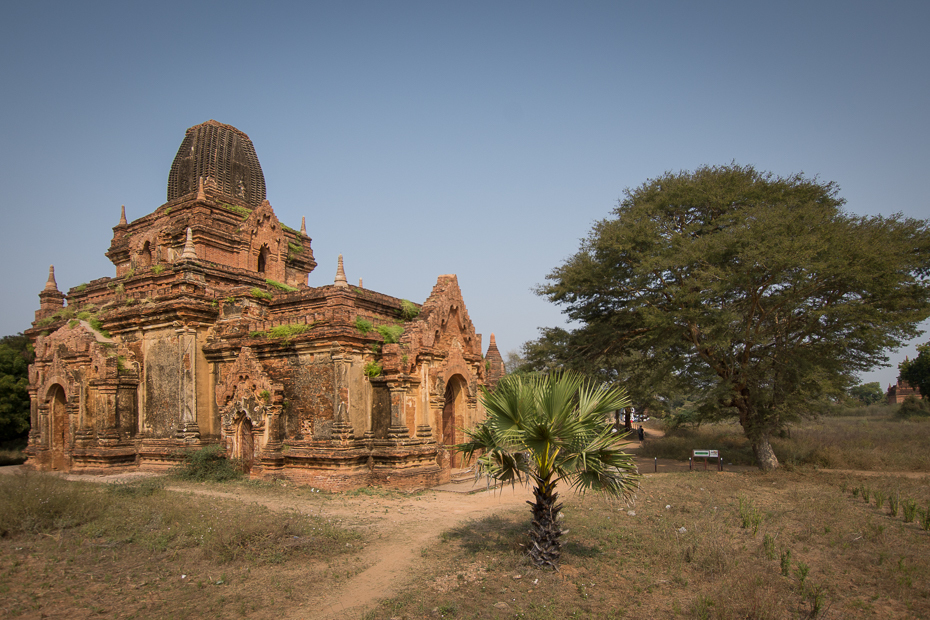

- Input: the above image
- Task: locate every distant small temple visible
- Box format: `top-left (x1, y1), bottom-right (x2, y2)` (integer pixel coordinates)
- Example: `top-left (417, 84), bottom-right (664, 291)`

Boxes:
top-left (24, 120), bottom-right (505, 490)
top-left (886, 378), bottom-right (920, 405)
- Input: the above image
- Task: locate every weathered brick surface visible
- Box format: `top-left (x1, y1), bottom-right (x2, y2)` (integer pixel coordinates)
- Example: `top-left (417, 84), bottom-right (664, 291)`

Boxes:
top-left (24, 121), bottom-right (504, 491)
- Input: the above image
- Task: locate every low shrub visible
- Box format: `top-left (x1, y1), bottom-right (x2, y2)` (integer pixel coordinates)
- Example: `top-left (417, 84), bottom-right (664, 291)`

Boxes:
top-left (355, 316), bottom-right (373, 334)
top-left (173, 444), bottom-right (243, 482)
top-left (897, 395), bottom-right (930, 418)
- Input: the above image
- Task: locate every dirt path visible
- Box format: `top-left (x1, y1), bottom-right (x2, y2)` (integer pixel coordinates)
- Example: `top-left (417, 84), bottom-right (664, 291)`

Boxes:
top-left (165, 480), bottom-right (532, 620)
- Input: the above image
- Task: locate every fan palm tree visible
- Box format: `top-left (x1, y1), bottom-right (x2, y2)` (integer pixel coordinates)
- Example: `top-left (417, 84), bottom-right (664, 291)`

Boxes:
top-left (456, 372), bottom-right (640, 569)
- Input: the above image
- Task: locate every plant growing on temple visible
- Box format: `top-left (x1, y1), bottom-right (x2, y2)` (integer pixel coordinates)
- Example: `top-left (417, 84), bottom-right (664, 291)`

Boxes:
top-left (265, 279), bottom-right (298, 293)
top-left (455, 372), bottom-right (639, 569)
top-left (536, 164), bottom-right (930, 470)
top-left (355, 317), bottom-right (373, 335)
top-left (376, 324), bottom-right (404, 344)
top-left (400, 299), bottom-right (420, 321)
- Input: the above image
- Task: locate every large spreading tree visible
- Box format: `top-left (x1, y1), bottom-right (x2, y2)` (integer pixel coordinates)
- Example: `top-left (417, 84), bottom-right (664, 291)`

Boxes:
top-left (537, 164), bottom-right (930, 470)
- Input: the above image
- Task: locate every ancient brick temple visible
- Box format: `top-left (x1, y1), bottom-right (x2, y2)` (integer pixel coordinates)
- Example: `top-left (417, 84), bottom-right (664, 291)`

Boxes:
top-left (24, 120), bottom-right (505, 490)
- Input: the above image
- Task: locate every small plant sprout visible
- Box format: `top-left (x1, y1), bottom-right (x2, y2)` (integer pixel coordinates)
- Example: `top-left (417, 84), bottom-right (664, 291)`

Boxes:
top-left (922, 504), bottom-right (930, 531)
top-left (794, 561), bottom-right (810, 591)
top-left (762, 533), bottom-right (777, 560)
top-left (874, 489), bottom-right (885, 510)
top-left (780, 549), bottom-right (792, 577)
top-left (903, 499), bottom-right (918, 523)
top-left (738, 496), bottom-right (764, 536)
top-left (888, 492), bottom-right (899, 517)
top-left (852, 486), bottom-right (860, 499)
top-left (861, 486), bottom-right (871, 503)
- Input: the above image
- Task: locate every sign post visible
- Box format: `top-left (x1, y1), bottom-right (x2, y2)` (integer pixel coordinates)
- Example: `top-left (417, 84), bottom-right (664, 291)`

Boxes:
top-left (691, 449), bottom-right (720, 471)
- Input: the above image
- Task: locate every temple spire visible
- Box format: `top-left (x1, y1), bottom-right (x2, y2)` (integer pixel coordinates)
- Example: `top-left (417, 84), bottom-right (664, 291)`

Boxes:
top-left (181, 227), bottom-right (198, 259)
top-left (118, 205), bottom-right (127, 226)
top-left (334, 254), bottom-right (348, 288)
top-left (44, 265), bottom-right (59, 291)
top-left (300, 216), bottom-right (307, 235)
top-left (196, 177), bottom-right (206, 201)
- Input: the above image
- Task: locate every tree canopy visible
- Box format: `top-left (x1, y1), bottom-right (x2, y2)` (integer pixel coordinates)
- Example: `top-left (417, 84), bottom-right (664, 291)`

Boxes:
top-left (0, 333), bottom-right (34, 442)
top-left (848, 382), bottom-right (884, 406)
top-left (536, 164), bottom-right (930, 470)
top-left (899, 344), bottom-right (930, 402)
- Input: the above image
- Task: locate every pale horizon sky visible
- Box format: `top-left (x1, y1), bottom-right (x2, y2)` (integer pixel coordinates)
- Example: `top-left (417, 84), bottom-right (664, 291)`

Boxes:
top-left (1, 1), bottom-right (927, 390)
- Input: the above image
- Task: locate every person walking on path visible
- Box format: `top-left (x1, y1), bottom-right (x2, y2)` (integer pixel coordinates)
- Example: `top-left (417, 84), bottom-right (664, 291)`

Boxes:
top-left (637, 425), bottom-right (645, 442)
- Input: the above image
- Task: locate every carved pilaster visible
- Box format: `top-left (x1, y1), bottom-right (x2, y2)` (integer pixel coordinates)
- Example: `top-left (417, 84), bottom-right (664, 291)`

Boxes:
top-left (94, 385), bottom-right (121, 446)
top-left (331, 347), bottom-right (354, 444)
top-left (176, 327), bottom-right (201, 441)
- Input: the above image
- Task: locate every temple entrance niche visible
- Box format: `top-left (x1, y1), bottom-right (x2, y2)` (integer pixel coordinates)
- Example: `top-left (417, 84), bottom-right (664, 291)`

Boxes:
top-left (140, 241), bottom-right (152, 268)
top-left (257, 244), bottom-right (270, 274)
top-left (442, 374), bottom-right (467, 468)
top-left (48, 384), bottom-right (69, 471)
top-left (233, 416), bottom-right (255, 472)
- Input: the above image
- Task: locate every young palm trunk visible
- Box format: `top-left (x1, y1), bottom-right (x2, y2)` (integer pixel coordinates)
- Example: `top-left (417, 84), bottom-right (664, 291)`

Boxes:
top-left (527, 479), bottom-right (564, 569)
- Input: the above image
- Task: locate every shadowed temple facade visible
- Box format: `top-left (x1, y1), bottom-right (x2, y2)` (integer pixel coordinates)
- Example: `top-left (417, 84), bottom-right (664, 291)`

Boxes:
top-left (24, 120), bottom-right (506, 490)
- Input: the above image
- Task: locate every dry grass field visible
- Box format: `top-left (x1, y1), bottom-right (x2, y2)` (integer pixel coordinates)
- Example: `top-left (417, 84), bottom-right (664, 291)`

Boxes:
top-left (1, 410), bottom-right (928, 619)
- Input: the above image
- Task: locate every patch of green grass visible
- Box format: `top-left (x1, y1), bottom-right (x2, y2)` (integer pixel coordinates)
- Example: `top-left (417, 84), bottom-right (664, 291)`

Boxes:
top-left (218, 202), bottom-right (252, 219)
top-left (250, 288), bottom-right (273, 301)
top-left (152, 264), bottom-right (165, 274)
top-left (376, 324), bottom-right (404, 344)
top-left (364, 362), bottom-right (383, 377)
top-left (265, 279), bottom-right (298, 293)
top-left (286, 241), bottom-right (303, 259)
top-left (249, 322), bottom-right (315, 342)
top-left (355, 316), bottom-right (373, 334)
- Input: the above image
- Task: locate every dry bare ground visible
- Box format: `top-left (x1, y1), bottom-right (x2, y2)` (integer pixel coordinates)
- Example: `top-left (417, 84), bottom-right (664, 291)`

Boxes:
top-left (167, 480), bottom-right (534, 619)
top-left (2, 435), bottom-right (927, 620)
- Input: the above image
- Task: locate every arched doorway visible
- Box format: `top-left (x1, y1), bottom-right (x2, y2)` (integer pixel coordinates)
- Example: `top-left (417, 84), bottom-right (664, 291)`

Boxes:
top-left (48, 385), bottom-right (69, 471)
top-left (233, 417), bottom-right (255, 472)
top-left (442, 375), bottom-right (466, 468)
top-left (140, 241), bottom-right (152, 268)
top-left (257, 245), bottom-right (270, 274)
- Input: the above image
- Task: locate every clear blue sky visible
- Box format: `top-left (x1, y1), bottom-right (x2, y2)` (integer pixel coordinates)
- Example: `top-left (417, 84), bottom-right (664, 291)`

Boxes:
top-left (1, 1), bottom-right (927, 389)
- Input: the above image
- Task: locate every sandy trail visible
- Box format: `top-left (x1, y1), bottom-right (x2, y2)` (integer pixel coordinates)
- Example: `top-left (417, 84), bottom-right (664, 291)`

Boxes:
top-left (166, 481), bottom-right (532, 620)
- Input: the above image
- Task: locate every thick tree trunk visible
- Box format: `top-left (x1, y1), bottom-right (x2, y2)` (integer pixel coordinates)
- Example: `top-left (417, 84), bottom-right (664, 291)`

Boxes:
top-left (526, 479), bottom-right (564, 569)
top-left (751, 433), bottom-right (779, 471)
